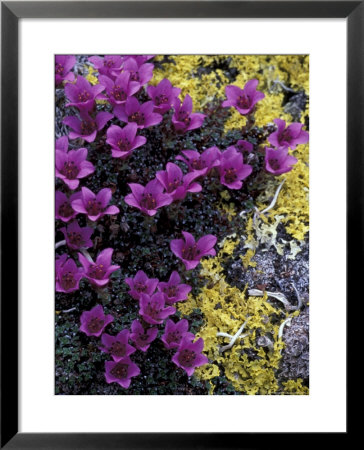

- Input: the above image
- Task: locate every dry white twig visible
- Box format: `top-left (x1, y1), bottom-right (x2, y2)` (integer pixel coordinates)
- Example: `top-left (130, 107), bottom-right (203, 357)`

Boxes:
top-left (217, 321), bottom-right (248, 353)
top-left (55, 240), bottom-right (66, 250)
top-left (248, 288), bottom-right (292, 309)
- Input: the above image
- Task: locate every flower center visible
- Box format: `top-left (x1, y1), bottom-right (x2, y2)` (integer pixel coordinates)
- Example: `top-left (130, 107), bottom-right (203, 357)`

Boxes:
top-left (144, 302), bottom-right (161, 319)
top-left (81, 120), bottom-right (96, 135)
top-left (181, 244), bottom-right (200, 261)
top-left (117, 138), bottom-right (130, 152)
top-left (155, 94), bottom-right (169, 106)
top-left (109, 341), bottom-right (126, 357)
top-left (61, 161), bottom-right (79, 179)
top-left (112, 85), bottom-right (127, 101)
top-left (58, 201), bottom-right (74, 218)
top-left (130, 71), bottom-right (140, 82)
top-left (55, 63), bottom-right (64, 75)
top-left (137, 331), bottom-right (149, 342)
top-left (165, 285), bottom-right (178, 298)
top-left (110, 362), bottom-right (128, 379)
top-left (269, 158), bottom-right (280, 170)
top-left (60, 271), bottom-right (76, 290)
top-left (178, 110), bottom-right (191, 126)
top-left (178, 349), bottom-right (196, 367)
top-left (77, 90), bottom-right (92, 103)
top-left (224, 168), bottom-right (237, 183)
top-left (87, 317), bottom-right (105, 333)
top-left (88, 264), bottom-right (106, 280)
top-left (104, 59), bottom-right (115, 68)
top-left (191, 159), bottom-right (204, 170)
top-left (67, 231), bottom-right (83, 247)
top-left (167, 177), bottom-right (181, 192)
top-left (140, 193), bottom-right (157, 210)
top-left (280, 129), bottom-right (292, 143)
top-left (166, 330), bottom-right (181, 344)
top-left (237, 94), bottom-right (250, 110)
top-left (128, 112), bottom-right (144, 126)
top-left (134, 282), bottom-right (147, 293)
top-left (86, 200), bottom-right (102, 216)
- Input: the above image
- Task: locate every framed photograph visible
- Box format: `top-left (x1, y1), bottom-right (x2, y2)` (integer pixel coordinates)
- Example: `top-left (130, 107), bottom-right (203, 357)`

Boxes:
top-left (1, 1), bottom-right (355, 447)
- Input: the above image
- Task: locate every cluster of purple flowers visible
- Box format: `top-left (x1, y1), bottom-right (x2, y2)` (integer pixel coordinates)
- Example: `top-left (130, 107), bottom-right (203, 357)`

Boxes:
top-left (56, 54), bottom-right (309, 392)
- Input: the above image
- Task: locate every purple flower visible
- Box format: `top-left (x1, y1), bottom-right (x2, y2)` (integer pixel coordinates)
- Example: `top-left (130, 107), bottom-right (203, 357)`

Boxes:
top-left (114, 97), bottom-right (162, 129)
top-left (218, 147), bottom-right (252, 190)
top-left (265, 147), bottom-right (298, 175)
top-left (88, 55), bottom-right (124, 78)
top-left (171, 336), bottom-right (208, 376)
top-left (123, 57), bottom-right (154, 89)
top-left (124, 55), bottom-right (155, 66)
top-left (55, 254), bottom-right (83, 293)
top-left (55, 136), bottom-right (69, 153)
top-left (63, 111), bottom-right (113, 143)
top-left (106, 123), bottom-right (146, 159)
top-left (156, 162), bottom-right (202, 201)
top-left (64, 75), bottom-right (104, 111)
top-left (55, 148), bottom-right (95, 190)
top-left (176, 147), bottom-right (221, 175)
top-left (268, 118), bottom-right (309, 150)
top-left (98, 72), bottom-right (140, 106)
top-left (55, 191), bottom-right (81, 222)
top-left (130, 319), bottom-right (158, 352)
top-left (99, 330), bottom-right (136, 361)
top-left (124, 270), bottom-right (159, 300)
top-left (147, 78), bottom-right (181, 114)
top-left (71, 187), bottom-right (119, 221)
top-left (78, 248), bottom-right (120, 287)
top-left (234, 139), bottom-right (253, 153)
top-left (170, 231), bottom-right (217, 271)
top-left (105, 357), bottom-right (140, 389)
top-left (59, 220), bottom-right (93, 250)
top-left (222, 79), bottom-right (265, 115)
top-left (157, 271), bottom-right (192, 304)
top-left (79, 304), bottom-right (114, 337)
top-left (124, 179), bottom-right (173, 216)
top-left (172, 94), bottom-right (205, 133)
top-left (55, 55), bottom-right (76, 86)
top-left (161, 319), bottom-right (195, 350)
top-left (139, 293), bottom-right (176, 325)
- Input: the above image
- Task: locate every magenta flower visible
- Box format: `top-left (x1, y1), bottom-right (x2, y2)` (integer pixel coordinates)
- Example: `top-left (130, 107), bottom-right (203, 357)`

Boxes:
top-left (235, 139), bottom-right (253, 153)
top-left (105, 357), bottom-right (140, 389)
top-left (106, 123), bottom-right (146, 159)
top-left (268, 118), bottom-right (309, 150)
top-left (157, 271), bottom-right (192, 304)
top-left (176, 147), bottom-right (221, 175)
top-left (170, 231), bottom-right (217, 271)
top-left (59, 220), bottom-right (93, 250)
top-left (156, 162), bottom-right (202, 201)
top-left (265, 147), bottom-right (298, 175)
top-left (98, 72), bottom-right (140, 106)
top-left (161, 319), bottom-right (195, 350)
top-left (78, 248), bottom-right (120, 287)
top-left (130, 319), bottom-right (158, 352)
top-left (218, 147), bottom-right (252, 190)
top-left (55, 148), bottom-right (95, 190)
top-left (99, 330), bottom-right (136, 361)
top-left (79, 304), bottom-right (114, 337)
top-left (139, 293), bottom-right (176, 325)
top-left (114, 97), bottom-right (162, 129)
top-left (55, 55), bottom-right (76, 86)
top-left (222, 79), bottom-right (265, 115)
top-left (172, 336), bottom-right (208, 376)
top-left (124, 270), bottom-right (159, 300)
top-left (55, 254), bottom-right (83, 293)
top-left (71, 187), bottom-right (119, 221)
top-left (123, 57), bottom-right (154, 88)
top-left (124, 55), bottom-right (155, 66)
top-left (65, 75), bottom-right (104, 111)
top-left (63, 111), bottom-right (113, 143)
top-left (55, 191), bottom-right (81, 222)
top-left (172, 94), bottom-right (205, 133)
top-left (55, 136), bottom-right (69, 153)
top-left (88, 55), bottom-right (124, 78)
top-left (124, 179), bottom-right (173, 216)
top-left (147, 78), bottom-right (181, 114)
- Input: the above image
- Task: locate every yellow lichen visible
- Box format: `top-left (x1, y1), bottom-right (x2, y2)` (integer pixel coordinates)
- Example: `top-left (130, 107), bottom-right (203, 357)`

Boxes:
top-left (282, 378), bottom-right (309, 395)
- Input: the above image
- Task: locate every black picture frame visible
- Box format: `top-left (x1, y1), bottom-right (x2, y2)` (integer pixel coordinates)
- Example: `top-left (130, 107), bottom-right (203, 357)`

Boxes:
top-left (1, 1), bottom-right (356, 448)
